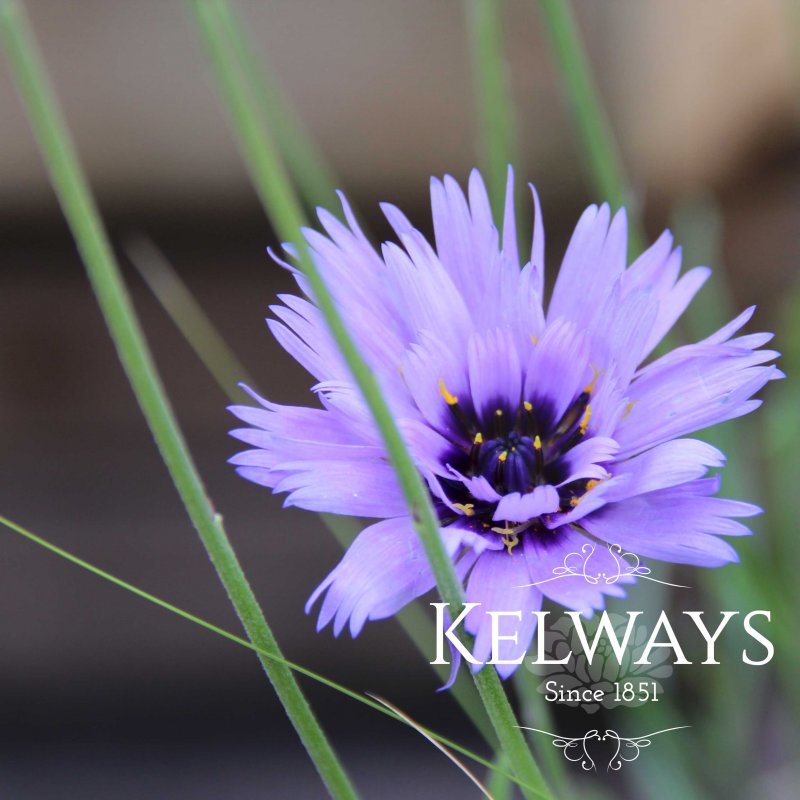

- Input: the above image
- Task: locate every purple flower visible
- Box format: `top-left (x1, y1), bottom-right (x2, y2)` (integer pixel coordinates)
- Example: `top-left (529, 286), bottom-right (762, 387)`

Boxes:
top-left (228, 169), bottom-right (780, 678)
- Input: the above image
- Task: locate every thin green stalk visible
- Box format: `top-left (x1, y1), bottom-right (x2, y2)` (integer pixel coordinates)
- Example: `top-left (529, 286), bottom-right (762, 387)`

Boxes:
top-left (0, 5), bottom-right (358, 799)
top-left (128, 239), bottom-right (495, 745)
top-left (191, 0), bottom-right (463, 668)
top-left (392, 601), bottom-right (496, 746)
top-left (125, 235), bottom-right (259, 398)
top-left (0, 512), bottom-right (531, 792)
top-left (213, 0), bottom-right (341, 214)
top-left (191, 2), bottom-right (553, 796)
top-left (466, 0), bottom-right (519, 221)
top-left (513, 668), bottom-right (569, 796)
top-left (470, 669), bottom-right (551, 800)
top-left (486, 752), bottom-right (514, 800)
top-left (536, 0), bottom-right (643, 253)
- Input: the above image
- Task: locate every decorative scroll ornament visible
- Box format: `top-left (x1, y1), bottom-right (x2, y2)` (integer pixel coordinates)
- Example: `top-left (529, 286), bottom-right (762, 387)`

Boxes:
top-left (517, 542), bottom-right (690, 589)
top-left (518, 726), bottom-right (690, 772)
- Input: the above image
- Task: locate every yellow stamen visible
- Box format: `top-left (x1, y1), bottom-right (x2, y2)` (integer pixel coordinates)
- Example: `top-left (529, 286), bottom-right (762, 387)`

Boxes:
top-left (531, 334), bottom-right (539, 345)
top-left (621, 400), bottom-right (637, 421)
top-left (495, 408), bottom-right (503, 417)
top-left (498, 450), bottom-right (508, 463)
top-left (453, 502), bottom-right (475, 517)
top-left (438, 378), bottom-right (458, 406)
top-left (583, 365), bottom-right (605, 394)
top-left (491, 525), bottom-right (521, 554)
top-left (523, 400), bottom-right (533, 412)
top-left (578, 404), bottom-right (592, 435)
top-left (573, 478), bottom-right (601, 506)
top-left (533, 435), bottom-right (542, 450)
top-left (473, 432), bottom-right (483, 445)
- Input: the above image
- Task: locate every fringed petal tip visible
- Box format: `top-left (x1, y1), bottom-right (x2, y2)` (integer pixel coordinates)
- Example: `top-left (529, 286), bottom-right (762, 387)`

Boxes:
top-left (266, 244), bottom-right (300, 273)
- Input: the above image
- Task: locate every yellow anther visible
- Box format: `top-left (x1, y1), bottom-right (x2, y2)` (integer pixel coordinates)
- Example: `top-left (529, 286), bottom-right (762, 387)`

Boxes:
top-left (583, 365), bottom-right (605, 395)
top-left (498, 450), bottom-right (508, 463)
top-left (573, 478), bottom-right (601, 506)
top-left (621, 400), bottom-right (637, 421)
top-left (495, 408), bottom-right (503, 417)
top-left (533, 435), bottom-right (542, 450)
top-left (453, 503), bottom-right (475, 517)
top-left (439, 378), bottom-right (458, 406)
top-left (492, 525), bottom-right (520, 554)
top-left (578, 404), bottom-right (592, 435)
top-left (523, 400), bottom-right (533, 412)
top-left (531, 334), bottom-right (539, 345)
top-left (473, 432), bottom-right (484, 445)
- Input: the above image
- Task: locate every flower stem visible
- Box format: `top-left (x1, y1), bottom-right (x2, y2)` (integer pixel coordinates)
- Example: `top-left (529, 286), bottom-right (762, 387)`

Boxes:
top-left (472, 666), bottom-right (552, 800)
top-left (466, 0), bottom-right (519, 222)
top-left (190, 1), bottom-right (554, 796)
top-left (213, 0), bottom-right (342, 215)
top-left (486, 751), bottom-right (514, 800)
top-left (124, 235), bottom-right (259, 399)
top-left (127, 232), bottom-right (497, 747)
top-left (192, 0), bottom-right (466, 661)
top-left (536, 0), bottom-right (643, 254)
top-left (0, 4), bottom-right (359, 799)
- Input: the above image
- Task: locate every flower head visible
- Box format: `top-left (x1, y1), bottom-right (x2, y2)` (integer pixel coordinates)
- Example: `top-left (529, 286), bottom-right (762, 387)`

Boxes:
top-left (229, 169), bottom-right (780, 678)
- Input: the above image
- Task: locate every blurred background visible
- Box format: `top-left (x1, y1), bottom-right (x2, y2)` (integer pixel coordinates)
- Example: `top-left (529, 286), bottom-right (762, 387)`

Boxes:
top-left (0, 1), bottom-right (798, 798)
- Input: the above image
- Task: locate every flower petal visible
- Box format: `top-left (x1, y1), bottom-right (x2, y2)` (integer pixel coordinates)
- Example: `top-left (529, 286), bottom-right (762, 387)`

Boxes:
top-left (581, 479), bottom-right (758, 566)
top-left (493, 486), bottom-right (560, 522)
top-left (616, 347), bottom-right (781, 458)
top-left (606, 439), bottom-right (725, 500)
top-left (549, 204), bottom-right (627, 332)
top-left (272, 459), bottom-right (406, 517)
top-left (468, 328), bottom-right (522, 420)
top-left (307, 517), bottom-right (472, 637)
top-left (464, 550), bottom-right (543, 678)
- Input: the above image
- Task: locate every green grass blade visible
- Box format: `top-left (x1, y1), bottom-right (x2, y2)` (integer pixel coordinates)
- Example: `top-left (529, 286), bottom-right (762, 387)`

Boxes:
top-left (466, 0), bottom-right (519, 221)
top-left (535, 0), bottom-right (643, 253)
top-left (486, 751), bottom-right (514, 800)
top-left (513, 668), bottom-right (570, 796)
top-left (0, 5), bottom-right (359, 798)
top-left (190, 2), bottom-right (553, 796)
top-left (127, 232), bottom-right (496, 746)
top-left (214, 1), bottom-right (341, 215)
top-left (0, 512), bottom-right (533, 794)
top-left (125, 235), bottom-right (259, 398)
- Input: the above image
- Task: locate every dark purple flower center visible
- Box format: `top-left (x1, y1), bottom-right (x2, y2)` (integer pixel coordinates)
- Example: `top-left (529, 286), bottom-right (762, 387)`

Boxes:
top-left (434, 377), bottom-right (602, 550)
top-left (477, 431), bottom-right (540, 494)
